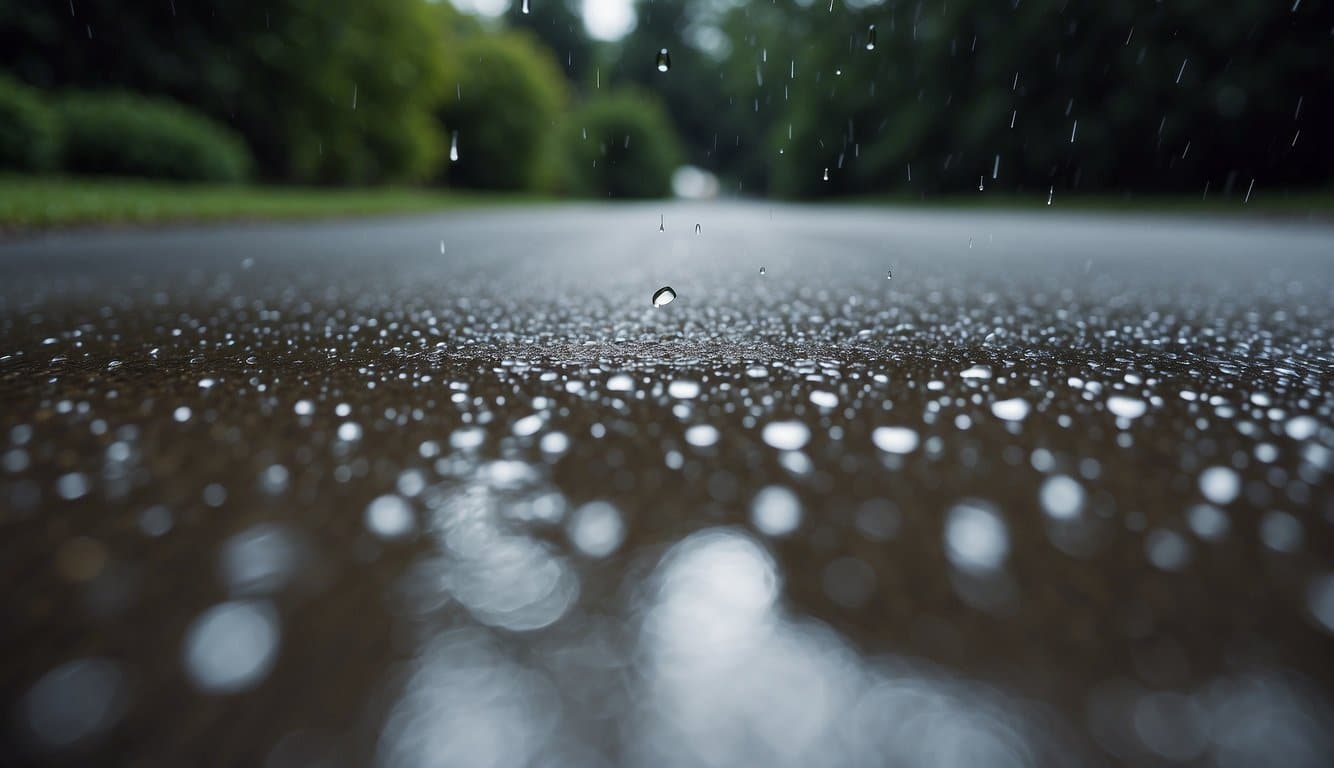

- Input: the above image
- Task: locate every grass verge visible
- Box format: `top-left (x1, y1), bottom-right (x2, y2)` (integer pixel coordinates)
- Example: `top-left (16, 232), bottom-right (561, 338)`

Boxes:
top-left (0, 175), bottom-right (545, 232)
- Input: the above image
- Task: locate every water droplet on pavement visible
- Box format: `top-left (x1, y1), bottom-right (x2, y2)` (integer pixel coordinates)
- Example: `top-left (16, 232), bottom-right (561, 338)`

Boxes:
top-left (651, 286), bottom-right (676, 307)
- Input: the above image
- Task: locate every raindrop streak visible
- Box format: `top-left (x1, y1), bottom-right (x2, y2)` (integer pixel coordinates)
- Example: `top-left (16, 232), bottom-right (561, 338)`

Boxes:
top-left (651, 286), bottom-right (676, 307)
top-left (1070, 120), bottom-right (1078, 143)
top-left (1047, 186), bottom-right (1054, 205)
top-left (886, 268), bottom-right (893, 280)
top-left (866, 24), bottom-right (877, 51)
top-left (521, 0), bottom-right (530, 14)
top-left (978, 176), bottom-right (984, 191)
top-left (656, 48), bottom-right (671, 73)
top-left (1176, 58), bottom-right (1188, 84)
top-left (992, 154), bottom-right (1000, 179)
top-left (658, 214), bottom-right (665, 232)
top-left (759, 266), bottom-right (767, 276)
top-left (823, 167), bottom-right (830, 181)
top-left (695, 223), bottom-right (701, 235)
top-left (449, 131), bottom-right (459, 162)
top-left (1244, 178), bottom-right (1255, 204)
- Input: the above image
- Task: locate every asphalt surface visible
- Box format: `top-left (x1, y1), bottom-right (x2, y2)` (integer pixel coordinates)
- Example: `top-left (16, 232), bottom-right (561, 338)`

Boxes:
top-left (1, 202), bottom-right (1332, 767)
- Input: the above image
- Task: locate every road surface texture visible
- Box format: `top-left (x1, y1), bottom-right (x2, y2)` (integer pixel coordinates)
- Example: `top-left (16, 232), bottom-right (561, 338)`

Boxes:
top-left (1, 203), bottom-right (1332, 767)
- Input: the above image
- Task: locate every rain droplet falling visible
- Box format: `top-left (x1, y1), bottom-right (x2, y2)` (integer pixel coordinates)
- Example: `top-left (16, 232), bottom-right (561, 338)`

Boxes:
top-left (521, 0), bottom-right (530, 14)
top-left (759, 266), bottom-right (767, 276)
top-left (823, 167), bottom-right (830, 181)
top-left (1047, 186), bottom-right (1054, 205)
top-left (656, 48), bottom-right (671, 73)
top-left (449, 131), bottom-right (459, 162)
top-left (651, 286), bottom-right (677, 307)
top-left (658, 214), bottom-right (665, 232)
top-left (866, 24), bottom-right (877, 50)
top-left (695, 223), bottom-right (701, 235)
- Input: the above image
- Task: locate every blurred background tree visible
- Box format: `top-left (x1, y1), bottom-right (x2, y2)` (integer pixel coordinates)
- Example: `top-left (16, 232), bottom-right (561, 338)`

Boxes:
top-left (0, 0), bottom-right (449, 184)
top-left (438, 31), bottom-right (569, 190)
top-left (618, 0), bottom-right (1331, 199)
top-left (556, 89), bottom-right (685, 198)
top-left (0, 0), bottom-right (1327, 199)
top-left (506, 0), bottom-right (597, 87)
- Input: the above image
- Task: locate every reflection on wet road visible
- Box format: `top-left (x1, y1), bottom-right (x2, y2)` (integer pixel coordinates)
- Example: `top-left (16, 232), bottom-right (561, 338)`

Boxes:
top-left (1, 203), bottom-right (1332, 766)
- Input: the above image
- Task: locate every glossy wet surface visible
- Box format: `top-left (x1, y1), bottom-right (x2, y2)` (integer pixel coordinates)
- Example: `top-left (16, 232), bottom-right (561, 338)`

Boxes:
top-left (2, 203), bottom-right (1332, 766)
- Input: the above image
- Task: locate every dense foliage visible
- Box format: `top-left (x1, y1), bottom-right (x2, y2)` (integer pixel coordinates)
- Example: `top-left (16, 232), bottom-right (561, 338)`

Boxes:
top-left (56, 92), bottom-right (253, 182)
top-left (557, 91), bottom-right (685, 199)
top-left (0, 0), bottom-right (448, 184)
top-left (1, 0), bottom-right (1326, 198)
top-left (439, 32), bottom-right (569, 191)
top-left (612, 0), bottom-right (1332, 198)
top-left (0, 75), bottom-right (58, 172)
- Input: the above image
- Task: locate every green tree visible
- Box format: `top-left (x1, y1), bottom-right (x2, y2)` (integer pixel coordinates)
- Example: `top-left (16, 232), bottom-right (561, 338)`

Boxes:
top-left (0, 0), bottom-right (449, 184)
top-left (557, 90), bottom-right (684, 198)
top-left (438, 31), bottom-right (569, 191)
top-left (507, 0), bottom-right (596, 86)
top-left (615, 0), bottom-right (1333, 198)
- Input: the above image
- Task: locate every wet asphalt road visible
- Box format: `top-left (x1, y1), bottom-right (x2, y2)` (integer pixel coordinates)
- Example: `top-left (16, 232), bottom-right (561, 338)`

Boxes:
top-left (1, 202), bottom-right (1332, 767)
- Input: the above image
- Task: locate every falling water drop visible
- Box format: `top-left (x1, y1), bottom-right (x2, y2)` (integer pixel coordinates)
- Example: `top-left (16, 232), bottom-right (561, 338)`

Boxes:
top-left (651, 286), bottom-right (677, 308)
top-left (886, 268), bottom-right (893, 280)
top-left (1047, 186), bottom-right (1054, 205)
top-left (439, 240), bottom-right (445, 254)
top-left (978, 176), bottom-right (984, 191)
top-left (866, 24), bottom-right (877, 51)
top-left (695, 223), bottom-right (701, 235)
top-left (521, 0), bottom-right (530, 14)
top-left (449, 131), bottom-right (459, 162)
top-left (759, 266), bottom-right (767, 276)
top-left (823, 167), bottom-right (830, 181)
top-left (656, 48), bottom-right (671, 73)
top-left (658, 214), bottom-right (665, 232)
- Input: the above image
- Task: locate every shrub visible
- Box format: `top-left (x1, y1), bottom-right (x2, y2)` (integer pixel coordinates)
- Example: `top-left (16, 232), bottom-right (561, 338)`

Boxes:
top-left (0, 75), bottom-right (59, 172)
top-left (557, 91), bottom-right (684, 199)
top-left (55, 92), bottom-right (252, 182)
top-left (437, 32), bottom-right (568, 191)
top-left (1, 0), bottom-right (448, 185)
